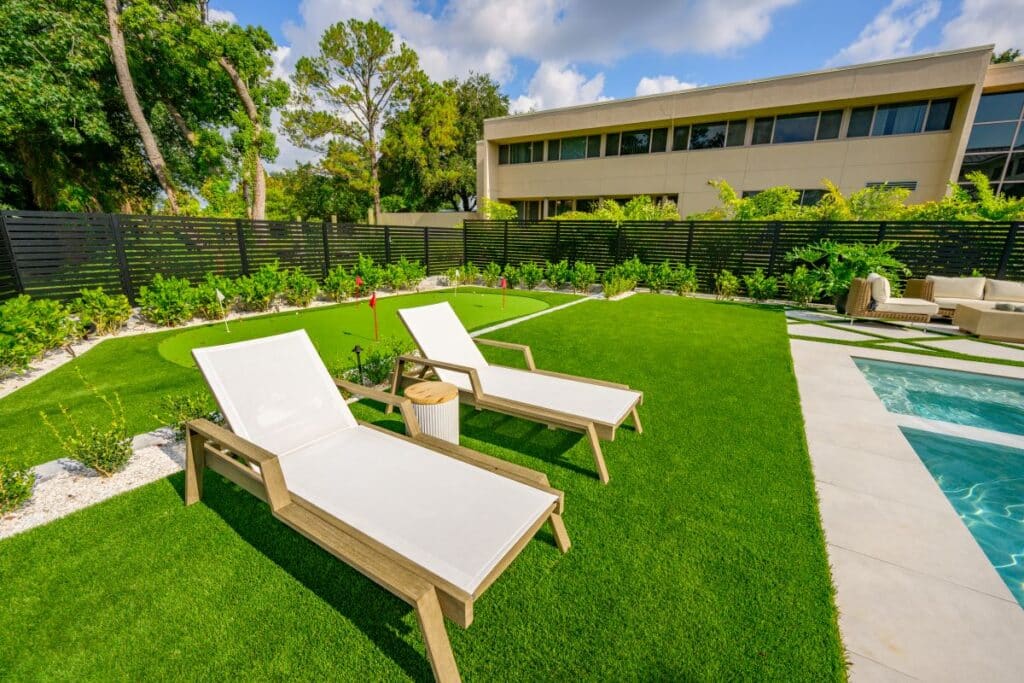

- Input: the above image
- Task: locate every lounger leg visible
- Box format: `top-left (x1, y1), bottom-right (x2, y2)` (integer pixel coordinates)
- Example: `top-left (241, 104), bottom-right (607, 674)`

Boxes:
top-left (586, 424), bottom-right (610, 485)
top-left (549, 513), bottom-right (571, 553)
top-left (415, 588), bottom-right (461, 683)
top-left (385, 359), bottom-right (404, 415)
top-left (630, 407), bottom-right (643, 435)
top-left (184, 427), bottom-right (206, 505)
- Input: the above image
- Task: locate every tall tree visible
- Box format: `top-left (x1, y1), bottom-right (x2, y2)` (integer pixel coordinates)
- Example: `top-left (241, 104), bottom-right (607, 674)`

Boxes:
top-left (992, 48), bottom-right (1021, 63)
top-left (284, 19), bottom-right (422, 222)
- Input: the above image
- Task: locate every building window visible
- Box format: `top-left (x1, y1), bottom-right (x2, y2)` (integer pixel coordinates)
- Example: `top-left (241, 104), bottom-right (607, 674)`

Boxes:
top-left (1005, 153), bottom-right (1024, 181)
top-left (508, 200), bottom-right (542, 220)
top-left (672, 126), bottom-right (690, 151)
top-left (872, 101), bottom-right (927, 136)
top-left (924, 98), bottom-right (956, 132)
top-left (726, 120), bottom-right (746, 147)
top-left (587, 135), bottom-right (601, 158)
top-left (742, 189), bottom-right (825, 206)
top-left (957, 90), bottom-right (1024, 196)
top-left (689, 121), bottom-right (726, 149)
top-left (959, 153), bottom-right (1009, 182)
top-left (773, 112), bottom-right (819, 143)
top-left (847, 107), bottom-right (874, 137)
top-left (752, 117), bottom-right (773, 145)
top-left (651, 128), bottom-right (669, 153)
top-left (559, 136), bottom-right (587, 160)
top-left (576, 198), bottom-right (599, 212)
top-left (817, 110), bottom-right (843, 139)
top-left (548, 199), bottom-right (574, 216)
top-left (605, 132), bottom-right (620, 156)
top-left (865, 181), bottom-right (918, 191)
top-left (500, 141), bottom-right (542, 164)
top-left (975, 91), bottom-right (1024, 123)
top-left (620, 129), bottom-right (651, 155)
top-left (498, 145), bottom-right (509, 164)
top-left (967, 122), bottom-right (1018, 152)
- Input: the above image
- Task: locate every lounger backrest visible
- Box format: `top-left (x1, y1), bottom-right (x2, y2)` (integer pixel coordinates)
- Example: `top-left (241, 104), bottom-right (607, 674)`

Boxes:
top-left (193, 330), bottom-right (357, 456)
top-left (397, 302), bottom-right (488, 385)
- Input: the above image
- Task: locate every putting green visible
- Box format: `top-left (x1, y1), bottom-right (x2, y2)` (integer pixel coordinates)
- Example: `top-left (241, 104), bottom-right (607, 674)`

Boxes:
top-left (158, 289), bottom-right (550, 369)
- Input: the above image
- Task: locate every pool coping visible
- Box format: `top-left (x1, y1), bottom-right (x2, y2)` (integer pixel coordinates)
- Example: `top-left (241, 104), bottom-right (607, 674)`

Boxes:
top-left (790, 340), bottom-right (1024, 682)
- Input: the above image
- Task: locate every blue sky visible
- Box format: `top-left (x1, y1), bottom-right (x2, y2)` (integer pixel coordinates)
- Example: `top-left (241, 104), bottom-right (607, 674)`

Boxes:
top-left (207, 0), bottom-right (1022, 166)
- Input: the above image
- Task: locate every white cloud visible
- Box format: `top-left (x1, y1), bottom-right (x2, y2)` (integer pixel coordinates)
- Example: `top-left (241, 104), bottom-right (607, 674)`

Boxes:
top-left (510, 62), bottom-right (607, 113)
top-left (635, 76), bottom-right (699, 97)
top-left (206, 7), bottom-right (238, 24)
top-left (941, 0), bottom-right (1024, 54)
top-left (827, 0), bottom-right (940, 67)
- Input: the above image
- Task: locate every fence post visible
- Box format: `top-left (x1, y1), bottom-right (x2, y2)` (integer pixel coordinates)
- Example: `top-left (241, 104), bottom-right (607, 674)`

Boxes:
top-left (463, 222), bottom-right (469, 266)
top-left (554, 221), bottom-right (561, 261)
top-left (502, 221), bottom-right (509, 266)
top-left (108, 214), bottom-right (135, 303)
top-left (766, 221), bottom-right (782, 276)
top-left (423, 227), bottom-right (431, 274)
top-left (997, 222), bottom-right (1019, 279)
top-left (235, 219), bottom-right (250, 276)
top-left (876, 222), bottom-right (888, 243)
top-left (321, 221), bottom-right (331, 278)
top-left (384, 225), bottom-right (392, 264)
top-left (0, 212), bottom-right (24, 296)
top-left (684, 220), bottom-right (695, 267)
top-left (614, 225), bottom-right (624, 265)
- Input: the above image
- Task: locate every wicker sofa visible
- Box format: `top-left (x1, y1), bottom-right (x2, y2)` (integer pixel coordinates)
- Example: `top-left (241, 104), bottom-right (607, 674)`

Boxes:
top-left (846, 274), bottom-right (939, 323)
top-left (906, 275), bottom-right (1024, 317)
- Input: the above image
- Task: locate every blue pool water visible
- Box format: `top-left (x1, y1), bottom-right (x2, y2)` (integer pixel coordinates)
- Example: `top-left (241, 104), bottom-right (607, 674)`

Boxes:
top-left (855, 358), bottom-right (1024, 436)
top-left (901, 428), bottom-right (1024, 607)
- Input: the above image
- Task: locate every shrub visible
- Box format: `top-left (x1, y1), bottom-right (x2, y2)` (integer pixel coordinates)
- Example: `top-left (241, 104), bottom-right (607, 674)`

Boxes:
top-left (647, 261), bottom-right (673, 292)
top-left (618, 256), bottom-right (651, 285)
top-left (480, 197), bottom-right (518, 220)
top-left (518, 262), bottom-right (544, 289)
top-left (482, 262), bottom-right (503, 287)
top-left (323, 265), bottom-right (357, 301)
top-left (781, 266), bottom-right (823, 305)
top-left (671, 264), bottom-right (699, 295)
top-left (601, 266), bottom-right (637, 299)
top-left (0, 460), bottom-right (36, 515)
top-left (0, 295), bottom-right (77, 378)
top-left (570, 261), bottom-right (598, 293)
top-left (41, 373), bottom-right (131, 477)
top-left (282, 267), bottom-right (319, 307)
top-left (72, 288), bottom-right (132, 335)
top-left (235, 262), bottom-right (283, 311)
top-left (192, 273), bottom-right (236, 320)
top-left (156, 391), bottom-right (222, 442)
top-left (544, 259), bottom-right (571, 289)
top-left (459, 261), bottom-right (480, 285)
top-left (743, 268), bottom-right (779, 302)
top-left (398, 257), bottom-right (426, 288)
top-left (138, 274), bottom-right (195, 325)
top-left (715, 270), bottom-right (740, 300)
top-left (785, 239), bottom-right (909, 302)
top-left (502, 264), bottom-right (521, 288)
top-left (339, 337), bottom-right (412, 386)
top-left (353, 254), bottom-right (384, 291)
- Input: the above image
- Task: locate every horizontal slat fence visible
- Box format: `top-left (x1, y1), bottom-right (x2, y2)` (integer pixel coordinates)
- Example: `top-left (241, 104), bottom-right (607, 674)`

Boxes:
top-left (465, 219), bottom-right (1023, 290)
top-left (0, 211), bottom-right (461, 302)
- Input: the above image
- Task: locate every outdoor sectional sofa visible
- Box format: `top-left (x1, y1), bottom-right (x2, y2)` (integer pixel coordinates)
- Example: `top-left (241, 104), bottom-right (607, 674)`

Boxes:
top-left (906, 275), bottom-right (1024, 317)
top-left (846, 274), bottom-right (939, 323)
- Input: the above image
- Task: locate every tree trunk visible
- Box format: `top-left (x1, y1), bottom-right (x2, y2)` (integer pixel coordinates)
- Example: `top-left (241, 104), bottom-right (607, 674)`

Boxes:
top-left (368, 131), bottom-right (381, 224)
top-left (104, 0), bottom-right (178, 214)
top-left (219, 56), bottom-right (266, 220)
top-left (164, 101), bottom-right (196, 145)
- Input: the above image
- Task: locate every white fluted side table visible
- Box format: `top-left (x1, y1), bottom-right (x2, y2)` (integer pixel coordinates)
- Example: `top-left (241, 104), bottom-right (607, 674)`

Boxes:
top-left (405, 381), bottom-right (460, 444)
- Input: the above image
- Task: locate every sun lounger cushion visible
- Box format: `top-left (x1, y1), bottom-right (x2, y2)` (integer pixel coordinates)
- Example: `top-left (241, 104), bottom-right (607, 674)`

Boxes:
top-left (398, 303), bottom-right (488, 385)
top-left (280, 425), bottom-right (557, 594)
top-left (874, 297), bottom-right (939, 315)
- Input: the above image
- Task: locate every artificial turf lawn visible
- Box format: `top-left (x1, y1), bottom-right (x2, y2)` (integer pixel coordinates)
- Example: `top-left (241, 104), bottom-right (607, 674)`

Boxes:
top-left (0, 294), bottom-right (846, 680)
top-left (0, 288), bottom-right (578, 470)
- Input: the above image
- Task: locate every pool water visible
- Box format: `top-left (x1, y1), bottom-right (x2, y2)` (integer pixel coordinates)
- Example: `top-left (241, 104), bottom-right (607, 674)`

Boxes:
top-left (902, 428), bottom-right (1024, 607)
top-left (855, 358), bottom-right (1024, 436)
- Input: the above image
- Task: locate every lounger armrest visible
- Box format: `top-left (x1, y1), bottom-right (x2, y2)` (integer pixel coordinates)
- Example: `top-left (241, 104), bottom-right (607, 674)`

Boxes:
top-left (904, 278), bottom-right (933, 301)
top-left (397, 355), bottom-right (485, 400)
top-left (333, 377), bottom-right (423, 437)
top-left (187, 418), bottom-right (278, 466)
top-left (474, 338), bottom-right (536, 370)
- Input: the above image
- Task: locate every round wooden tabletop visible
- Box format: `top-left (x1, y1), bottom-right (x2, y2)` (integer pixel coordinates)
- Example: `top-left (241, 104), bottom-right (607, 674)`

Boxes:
top-left (405, 381), bottom-right (459, 405)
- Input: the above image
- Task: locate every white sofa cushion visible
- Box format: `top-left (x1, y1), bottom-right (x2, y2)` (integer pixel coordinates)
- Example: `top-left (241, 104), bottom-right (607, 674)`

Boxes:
top-left (867, 273), bottom-right (890, 303)
top-left (984, 278), bottom-right (1024, 303)
top-left (927, 275), bottom-right (986, 300)
top-left (934, 297), bottom-right (997, 310)
top-left (874, 297), bottom-right (939, 315)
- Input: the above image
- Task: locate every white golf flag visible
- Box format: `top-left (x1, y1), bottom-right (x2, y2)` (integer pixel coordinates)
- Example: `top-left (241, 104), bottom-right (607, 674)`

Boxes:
top-left (215, 289), bottom-right (225, 303)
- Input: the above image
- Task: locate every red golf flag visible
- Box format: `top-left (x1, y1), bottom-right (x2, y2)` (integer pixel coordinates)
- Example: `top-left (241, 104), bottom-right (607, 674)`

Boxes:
top-left (369, 291), bottom-right (379, 340)
top-left (500, 276), bottom-right (507, 309)
top-left (369, 291), bottom-right (376, 308)
top-left (500, 276), bottom-right (507, 289)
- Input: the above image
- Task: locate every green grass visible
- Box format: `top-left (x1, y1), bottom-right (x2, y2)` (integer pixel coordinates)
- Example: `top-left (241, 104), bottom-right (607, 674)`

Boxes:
top-left (0, 294), bottom-right (844, 680)
top-left (0, 288), bottom-right (578, 470)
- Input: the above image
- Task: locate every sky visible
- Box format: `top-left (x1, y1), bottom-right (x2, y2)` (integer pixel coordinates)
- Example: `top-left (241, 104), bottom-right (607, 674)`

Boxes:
top-left (206, 0), bottom-right (1024, 169)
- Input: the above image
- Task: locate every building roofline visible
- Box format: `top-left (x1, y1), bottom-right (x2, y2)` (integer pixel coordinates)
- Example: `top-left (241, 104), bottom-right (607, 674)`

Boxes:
top-left (486, 45), bottom-right (995, 124)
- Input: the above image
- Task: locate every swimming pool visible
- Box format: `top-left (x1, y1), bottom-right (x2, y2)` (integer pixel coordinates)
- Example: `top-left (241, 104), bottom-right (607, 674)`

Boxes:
top-left (854, 358), bottom-right (1024, 436)
top-left (902, 428), bottom-right (1024, 607)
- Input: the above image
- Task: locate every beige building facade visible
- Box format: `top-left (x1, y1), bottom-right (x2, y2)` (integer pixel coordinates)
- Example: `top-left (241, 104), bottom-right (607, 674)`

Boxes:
top-left (477, 46), bottom-right (1024, 219)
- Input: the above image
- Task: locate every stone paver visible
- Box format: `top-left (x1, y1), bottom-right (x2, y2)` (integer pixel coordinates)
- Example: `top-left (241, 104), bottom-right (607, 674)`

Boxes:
top-left (785, 309), bottom-right (847, 322)
top-left (915, 337), bottom-right (1024, 362)
top-left (846, 322), bottom-right (943, 340)
top-left (788, 323), bottom-right (877, 342)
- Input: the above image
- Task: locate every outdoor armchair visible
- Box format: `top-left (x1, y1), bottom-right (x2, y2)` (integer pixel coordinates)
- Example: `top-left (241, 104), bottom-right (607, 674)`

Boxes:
top-left (186, 330), bottom-right (570, 683)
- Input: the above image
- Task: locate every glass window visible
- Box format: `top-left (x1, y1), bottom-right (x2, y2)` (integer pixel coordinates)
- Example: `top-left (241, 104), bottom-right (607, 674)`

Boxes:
top-left (532, 141), bottom-right (544, 161)
top-left (773, 112), bottom-right (819, 143)
top-left (620, 129), bottom-right (652, 155)
top-left (958, 153), bottom-right (1007, 182)
top-left (547, 139), bottom-right (560, 161)
top-left (752, 117), bottom-right (773, 145)
top-left (847, 107), bottom-right (874, 137)
top-left (1004, 153), bottom-right (1024, 182)
top-left (576, 198), bottom-right (599, 212)
top-left (967, 122), bottom-right (1018, 152)
top-left (651, 128), bottom-right (668, 153)
top-left (549, 199), bottom-right (573, 216)
top-left (925, 98), bottom-right (956, 132)
top-left (817, 110), bottom-right (842, 139)
top-left (726, 120), bottom-right (747, 147)
top-left (509, 142), bottom-right (532, 164)
top-left (498, 145), bottom-right (509, 164)
top-left (975, 91), bottom-right (1024, 123)
top-left (872, 102), bottom-right (927, 136)
top-left (587, 135), bottom-right (601, 158)
top-left (689, 122), bottom-right (726, 149)
top-left (800, 189), bottom-right (826, 206)
top-left (1017, 124), bottom-right (1024, 149)
top-left (560, 136), bottom-right (587, 160)
top-left (605, 132), bottom-right (620, 156)
top-left (672, 126), bottom-right (690, 151)
top-left (1001, 183), bottom-right (1024, 199)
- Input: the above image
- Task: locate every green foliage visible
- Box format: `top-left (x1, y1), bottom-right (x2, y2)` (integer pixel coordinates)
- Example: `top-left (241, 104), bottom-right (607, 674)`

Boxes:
top-left (442, 266), bottom-right (460, 286)
top-left (618, 256), bottom-right (651, 285)
top-left (518, 262), bottom-right (544, 289)
top-left (41, 373), bottom-right (131, 477)
top-left (282, 268), bottom-right (319, 307)
top-left (0, 295), bottom-right (77, 378)
top-left (570, 261), bottom-right (598, 293)
top-left (781, 266), bottom-right (823, 306)
top-left (501, 264), bottom-right (521, 288)
top-left (714, 270), bottom-right (740, 300)
top-left (322, 265), bottom-right (357, 301)
top-left (138, 274), bottom-right (195, 326)
top-left (459, 261), bottom-right (479, 285)
top-left (192, 273), bottom-right (236, 320)
top-left (742, 268), bottom-right (779, 302)
top-left (0, 459), bottom-right (35, 514)
top-left (646, 261), bottom-right (673, 292)
top-left (480, 197), bottom-right (518, 220)
top-left (992, 48), bottom-right (1022, 63)
top-left (397, 257), bottom-right (426, 288)
top-left (353, 254), bottom-right (384, 292)
top-left (601, 266), bottom-right (637, 298)
top-left (155, 391), bottom-right (222, 442)
top-left (235, 262), bottom-right (284, 312)
top-left (672, 264), bottom-right (699, 295)
top-left (554, 196), bottom-right (681, 223)
top-left (544, 259), bottom-right (571, 289)
top-left (482, 262), bottom-right (503, 287)
top-left (339, 337), bottom-right (412, 386)
top-left (72, 288), bottom-right (132, 334)
top-left (786, 239), bottom-right (909, 299)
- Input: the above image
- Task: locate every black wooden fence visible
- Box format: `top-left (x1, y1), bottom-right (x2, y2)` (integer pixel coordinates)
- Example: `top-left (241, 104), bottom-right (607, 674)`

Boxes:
top-left (464, 219), bottom-right (1024, 289)
top-left (0, 211), bottom-right (462, 302)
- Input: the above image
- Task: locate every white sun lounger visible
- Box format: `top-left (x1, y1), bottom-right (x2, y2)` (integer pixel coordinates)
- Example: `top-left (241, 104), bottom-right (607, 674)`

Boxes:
top-left (185, 330), bottom-right (570, 683)
top-left (391, 302), bottom-right (644, 484)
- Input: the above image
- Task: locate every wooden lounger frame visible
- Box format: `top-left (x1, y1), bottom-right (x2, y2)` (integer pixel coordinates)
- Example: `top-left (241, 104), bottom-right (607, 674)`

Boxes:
top-left (386, 336), bottom-right (643, 484)
top-left (184, 378), bottom-right (570, 683)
